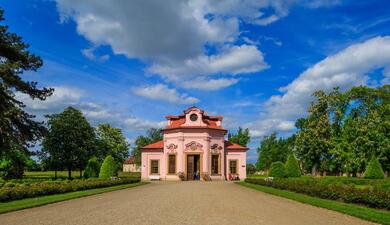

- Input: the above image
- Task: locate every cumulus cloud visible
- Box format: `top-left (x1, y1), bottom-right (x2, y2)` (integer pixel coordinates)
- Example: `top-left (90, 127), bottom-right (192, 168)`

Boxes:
top-left (149, 45), bottom-right (268, 81)
top-left (17, 86), bottom-right (163, 132)
top-left (249, 36), bottom-right (390, 138)
top-left (15, 86), bottom-right (83, 111)
top-left (131, 84), bottom-right (199, 105)
top-left (57, 0), bottom-right (335, 90)
top-left (180, 78), bottom-right (239, 91)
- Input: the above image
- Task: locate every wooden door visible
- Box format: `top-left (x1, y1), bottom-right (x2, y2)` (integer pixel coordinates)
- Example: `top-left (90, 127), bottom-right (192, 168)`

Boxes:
top-left (211, 155), bottom-right (219, 175)
top-left (187, 155), bottom-right (194, 180)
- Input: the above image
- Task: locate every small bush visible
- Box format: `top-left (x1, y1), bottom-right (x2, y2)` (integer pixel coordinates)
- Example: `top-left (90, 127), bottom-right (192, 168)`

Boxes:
top-left (285, 155), bottom-right (301, 177)
top-left (268, 162), bottom-right (286, 178)
top-left (364, 158), bottom-right (385, 179)
top-left (84, 157), bottom-right (100, 179)
top-left (99, 156), bottom-right (116, 179)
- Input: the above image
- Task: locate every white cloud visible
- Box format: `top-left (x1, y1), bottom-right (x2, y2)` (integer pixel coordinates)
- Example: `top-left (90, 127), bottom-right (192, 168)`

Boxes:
top-left (57, 0), bottom-right (238, 61)
top-left (17, 86), bottom-right (163, 132)
top-left (131, 84), bottom-right (199, 105)
top-left (81, 47), bottom-right (110, 62)
top-left (79, 102), bottom-right (164, 131)
top-left (149, 45), bottom-right (268, 81)
top-left (254, 15), bottom-right (280, 26)
top-left (249, 36), bottom-right (390, 138)
top-left (57, 0), bottom-right (338, 90)
top-left (304, 0), bottom-right (341, 9)
top-left (124, 117), bottom-right (166, 131)
top-left (16, 86), bottom-right (83, 111)
top-left (181, 78), bottom-right (239, 91)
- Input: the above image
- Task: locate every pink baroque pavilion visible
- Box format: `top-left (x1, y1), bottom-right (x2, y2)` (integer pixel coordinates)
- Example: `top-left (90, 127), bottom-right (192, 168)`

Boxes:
top-left (141, 107), bottom-right (248, 181)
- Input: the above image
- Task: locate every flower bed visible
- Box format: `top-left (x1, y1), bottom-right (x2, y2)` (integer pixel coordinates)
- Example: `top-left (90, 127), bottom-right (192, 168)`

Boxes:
top-left (245, 177), bottom-right (390, 209)
top-left (0, 178), bottom-right (140, 202)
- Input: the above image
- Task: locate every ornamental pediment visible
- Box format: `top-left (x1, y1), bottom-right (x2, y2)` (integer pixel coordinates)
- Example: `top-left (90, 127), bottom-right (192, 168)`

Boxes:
top-left (166, 143), bottom-right (178, 153)
top-left (211, 144), bottom-right (223, 154)
top-left (185, 141), bottom-right (203, 151)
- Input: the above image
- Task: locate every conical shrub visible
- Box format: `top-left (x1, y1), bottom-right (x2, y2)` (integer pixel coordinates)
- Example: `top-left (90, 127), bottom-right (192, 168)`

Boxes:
top-left (84, 157), bottom-right (100, 179)
top-left (285, 155), bottom-right (301, 177)
top-left (364, 158), bottom-right (385, 179)
top-left (268, 161), bottom-right (286, 178)
top-left (99, 155), bottom-right (117, 179)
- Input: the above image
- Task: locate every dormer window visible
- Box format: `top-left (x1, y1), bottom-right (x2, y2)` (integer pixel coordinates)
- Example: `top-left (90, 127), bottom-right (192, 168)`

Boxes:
top-left (190, 113), bottom-right (198, 121)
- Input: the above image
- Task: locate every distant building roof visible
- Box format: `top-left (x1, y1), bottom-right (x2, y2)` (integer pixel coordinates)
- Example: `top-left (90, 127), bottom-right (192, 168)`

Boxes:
top-left (224, 140), bottom-right (248, 151)
top-left (124, 156), bottom-right (137, 164)
top-left (141, 140), bottom-right (164, 149)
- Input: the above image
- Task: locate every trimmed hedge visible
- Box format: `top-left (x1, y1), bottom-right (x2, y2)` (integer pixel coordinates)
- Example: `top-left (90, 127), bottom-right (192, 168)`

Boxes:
top-left (268, 161), bottom-right (286, 178)
top-left (0, 178), bottom-right (139, 202)
top-left (364, 158), bottom-right (385, 179)
top-left (245, 178), bottom-right (390, 209)
top-left (285, 155), bottom-right (301, 177)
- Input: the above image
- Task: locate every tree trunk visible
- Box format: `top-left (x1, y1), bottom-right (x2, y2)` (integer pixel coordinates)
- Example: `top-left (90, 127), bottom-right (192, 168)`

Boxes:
top-left (68, 169), bottom-right (72, 180)
top-left (54, 170), bottom-right (57, 180)
top-left (80, 169), bottom-right (82, 178)
top-left (311, 163), bottom-right (318, 176)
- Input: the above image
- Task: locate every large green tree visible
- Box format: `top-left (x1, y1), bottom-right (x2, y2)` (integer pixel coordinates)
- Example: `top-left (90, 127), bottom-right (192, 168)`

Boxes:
top-left (131, 128), bottom-right (163, 165)
top-left (256, 133), bottom-right (294, 170)
top-left (41, 107), bottom-right (96, 179)
top-left (228, 127), bottom-right (250, 147)
top-left (0, 8), bottom-right (53, 176)
top-left (96, 123), bottom-right (129, 169)
top-left (294, 85), bottom-right (389, 176)
top-left (342, 86), bottom-right (390, 174)
top-left (295, 91), bottom-right (332, 175)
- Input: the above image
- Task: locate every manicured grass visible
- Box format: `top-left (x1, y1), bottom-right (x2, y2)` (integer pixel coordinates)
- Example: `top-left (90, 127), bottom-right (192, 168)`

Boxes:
top-left (0, 182), bottom-right (148, 214)
top-left (237, 182), bottom-right (390, 225)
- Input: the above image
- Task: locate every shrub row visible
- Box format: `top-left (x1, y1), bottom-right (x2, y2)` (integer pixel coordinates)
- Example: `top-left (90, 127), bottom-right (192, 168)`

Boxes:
top-left (245, 178), bottom-right (390, 209)
top-left (0, 178), bottom-right (140, 202)
top-left (313, 176), bottom-right (389, 186)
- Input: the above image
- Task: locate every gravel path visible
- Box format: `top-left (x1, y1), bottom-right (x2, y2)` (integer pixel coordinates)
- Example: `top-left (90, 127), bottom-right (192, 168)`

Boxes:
top-left (0, 181), bottom-right (376, 225)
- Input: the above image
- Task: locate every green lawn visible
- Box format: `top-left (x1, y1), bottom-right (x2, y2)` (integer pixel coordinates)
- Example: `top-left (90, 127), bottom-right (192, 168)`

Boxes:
top-left (237, 182), bottom-right (390, 225)
top-left (0, 182), bottom-right (148, 214)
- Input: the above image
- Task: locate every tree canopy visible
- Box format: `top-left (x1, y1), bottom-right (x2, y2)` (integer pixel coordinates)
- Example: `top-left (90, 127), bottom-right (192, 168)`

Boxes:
top-left (96, 123), bottom-right (129, 169)
top-left (295, 85), bottom-right (389, 176)
top-left (256, 133), bottom-right (294, 171)
top-left (41, 107), bottom-right (96, 179)
top-left (228, 127), bottom-right (250, 147)
top-left (0, 8), bottom-right (53, 178)
top-left (131, 128), bottom-right (163, 165)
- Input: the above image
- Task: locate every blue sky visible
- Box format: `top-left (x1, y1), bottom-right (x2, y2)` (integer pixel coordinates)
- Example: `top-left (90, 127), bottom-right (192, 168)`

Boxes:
top-left (2, 0), bottom-right (390, 163)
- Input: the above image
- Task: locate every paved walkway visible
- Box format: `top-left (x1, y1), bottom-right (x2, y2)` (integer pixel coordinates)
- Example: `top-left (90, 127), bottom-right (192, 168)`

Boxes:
top-left (0, 182), bottom-right (376, 225)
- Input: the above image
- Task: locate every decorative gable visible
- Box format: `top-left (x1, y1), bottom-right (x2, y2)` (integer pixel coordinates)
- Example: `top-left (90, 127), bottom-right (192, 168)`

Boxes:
top-left (164, 106), bottom-right (224, 130)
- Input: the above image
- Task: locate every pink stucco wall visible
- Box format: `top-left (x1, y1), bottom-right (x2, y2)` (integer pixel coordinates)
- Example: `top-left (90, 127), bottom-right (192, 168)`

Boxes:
top-left (141, 107), bottom-right (247, 181)
top-left (225, 151), bottom-right (247, 180)
top-left (141, 150), bottom-right (164, 179)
